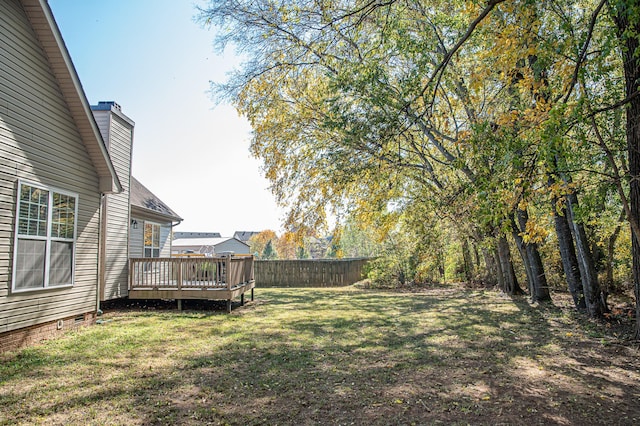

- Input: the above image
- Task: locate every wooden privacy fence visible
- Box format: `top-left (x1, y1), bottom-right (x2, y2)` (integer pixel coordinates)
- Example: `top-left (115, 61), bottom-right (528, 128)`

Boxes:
top-left (254, 258), bottom-right (370, 287)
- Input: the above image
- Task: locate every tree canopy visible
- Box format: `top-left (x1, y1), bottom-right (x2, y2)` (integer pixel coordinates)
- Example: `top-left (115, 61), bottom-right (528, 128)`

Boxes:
top-left (199, 0), bottom-right (640, 338)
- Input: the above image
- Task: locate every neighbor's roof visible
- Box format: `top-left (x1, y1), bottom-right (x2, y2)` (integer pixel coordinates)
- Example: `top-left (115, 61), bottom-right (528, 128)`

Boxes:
top-left (233, 231), bottom-right (259, 242)
top-left (172, 237), bottom-right (249, 248)
top-left (21, 0), bottom-right (121, 193)
top-left (174, 232), bottom-right (222, 239)
top-left (130, 176), bottom-right (182, 222)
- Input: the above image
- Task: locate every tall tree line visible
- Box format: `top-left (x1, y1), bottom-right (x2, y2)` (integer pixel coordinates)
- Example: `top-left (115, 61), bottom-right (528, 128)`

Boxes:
top-left (199, 0), bottom-right (640, 338)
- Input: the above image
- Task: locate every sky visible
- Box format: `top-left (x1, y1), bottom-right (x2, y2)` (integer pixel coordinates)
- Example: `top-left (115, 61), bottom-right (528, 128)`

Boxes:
top-left (48, 0), bottom-right (285, 237)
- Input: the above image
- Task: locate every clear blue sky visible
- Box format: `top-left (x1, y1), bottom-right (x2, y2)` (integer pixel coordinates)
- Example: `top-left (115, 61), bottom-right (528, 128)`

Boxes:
top-left (48, 0), bottom-right (284, 237)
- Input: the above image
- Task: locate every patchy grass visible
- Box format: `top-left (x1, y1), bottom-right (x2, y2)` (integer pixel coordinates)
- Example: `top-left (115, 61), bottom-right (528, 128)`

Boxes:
top-left (1, 287), bottom-right (639, 425)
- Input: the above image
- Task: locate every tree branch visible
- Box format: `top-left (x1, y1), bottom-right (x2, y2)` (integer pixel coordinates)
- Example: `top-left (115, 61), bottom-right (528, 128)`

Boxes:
top-left (560, 0), bottom-right (608, 103)
top-left (418, 0), bottom-right (507, 112)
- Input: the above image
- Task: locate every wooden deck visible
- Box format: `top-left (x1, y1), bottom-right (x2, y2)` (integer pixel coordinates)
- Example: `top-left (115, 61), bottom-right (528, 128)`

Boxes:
top-left (128, 255), bottom-right (255, 312)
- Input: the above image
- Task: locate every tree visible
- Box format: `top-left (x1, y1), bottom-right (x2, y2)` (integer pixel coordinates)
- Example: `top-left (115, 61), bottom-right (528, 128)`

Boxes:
top-left (275, 231), bottom-right (298, 260)
top-left (338, 218), bottom-right (383, 259)
top-left (249, 230), bottom-right (278, 258)
top-left (200, 0), bottom-right (532, 291)
top-left (609, 0), bottom-right (640, 338)
top-left (262, 240), bottom-right (277, 259)
top-left (199, 0), bottom-right (639, 333)
top-left (296, 245), bottom-right (310, 259)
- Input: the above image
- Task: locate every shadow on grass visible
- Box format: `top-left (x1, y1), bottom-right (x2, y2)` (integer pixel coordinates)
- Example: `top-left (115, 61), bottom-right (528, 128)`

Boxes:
top-left (1, 287), bottom-right (639, 425)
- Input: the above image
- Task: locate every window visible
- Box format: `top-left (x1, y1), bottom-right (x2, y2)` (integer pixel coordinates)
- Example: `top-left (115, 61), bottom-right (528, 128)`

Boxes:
top-left (12, 181), bottom-right (77, 291)
top-left (144, 222), bottom-right (161, 257)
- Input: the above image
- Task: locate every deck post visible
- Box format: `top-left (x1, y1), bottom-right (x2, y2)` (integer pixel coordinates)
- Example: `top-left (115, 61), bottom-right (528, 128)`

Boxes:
top-left (177, 299), bottom-right (182, 311)
top-left (251, 288), bottom-right (254, 301)
top-left (241, 293), bottom-right (245, 306)
top-left (226, 254), bottom-right (232, 291)
top-left (226, 299), bottom-right (232, 313)
top-left (177, 258), bottom-right (183, 290)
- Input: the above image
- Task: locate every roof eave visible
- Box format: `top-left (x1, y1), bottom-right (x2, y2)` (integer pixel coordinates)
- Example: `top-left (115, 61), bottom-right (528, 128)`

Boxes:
top-left (21, 0), bottom-right (122, 194)
top-left (130, 204), bottom-right (183, 223)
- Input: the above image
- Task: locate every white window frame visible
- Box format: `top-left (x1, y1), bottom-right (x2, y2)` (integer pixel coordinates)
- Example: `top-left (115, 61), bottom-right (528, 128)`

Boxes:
top-left (12, 180), bottom-right (78, 292)
top-left (143, 222), bottom-right (161, 258)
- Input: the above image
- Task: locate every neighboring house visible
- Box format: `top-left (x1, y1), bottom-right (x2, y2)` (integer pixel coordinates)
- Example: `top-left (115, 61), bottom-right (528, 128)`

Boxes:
top-left (129, 177), bottom-right (182, 259)
top-left (172, 237), bottom-right (250, 256)
top-left (174, 231), bottom-right (221, 239)
top-left (233, 231), bottom-right (259, 243)
top-left (0, 0), bottom-right (120, 350)
top-left (91, 101), bottom-right (134, 301)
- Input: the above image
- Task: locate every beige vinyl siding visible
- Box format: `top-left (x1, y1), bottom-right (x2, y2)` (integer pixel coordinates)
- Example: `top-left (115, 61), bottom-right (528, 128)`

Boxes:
top-left (160, 224), bottom-right (172, 257)
top-left (93, 109), bottom-right (132, 300)
top-left (129, 212), bottom-right (173, 258)
top-left (0, 0), bottom-right (101, 334)
top-left (92, 111), bottom-right (111, 147)
top-left (214, 239), bottom-right (251, 255)
top-left (129, 219), bottom-right (144, 258)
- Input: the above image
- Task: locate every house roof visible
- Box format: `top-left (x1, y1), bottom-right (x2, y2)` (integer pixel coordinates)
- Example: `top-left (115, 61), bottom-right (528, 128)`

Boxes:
top-left (21, 0), bottom-right (121, 193)
top-left (174, 232), bottom-right (222, 239)
top-left (130, 176), bottom-right (182, 222)
top-left (233, 231), bottom-right (259, 242)
top-left (172, 237), bottom-right (249, 248)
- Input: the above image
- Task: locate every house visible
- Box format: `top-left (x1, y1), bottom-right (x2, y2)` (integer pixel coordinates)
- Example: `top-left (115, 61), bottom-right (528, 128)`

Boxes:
top-left (0, 0), bottom-right (120, 351)
top-left (172, 237), bottom-right (250, 256)
top-left (233, 231), bottom-right (259, 243)
top-left (233, 231), bottom-right (259, 253)
top-left (129, 176), bottom-right (182, 259)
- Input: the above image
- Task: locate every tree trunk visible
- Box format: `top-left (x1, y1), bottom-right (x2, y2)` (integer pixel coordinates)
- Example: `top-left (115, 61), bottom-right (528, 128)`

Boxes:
top-left (473, 242), bottom-right (481, 273)
top-left (497, 235), bottom-right (522, 295)
top-left (461, 238), bottom-right (474, 283)
top-left (473, 229), bottom-right (496, 284)
top-left (494, 245), bottom-right (505, 291)
top-left (482, 247), bottom-right (499, 286)
top-left (602, 220), bottom-right (622, 309)
top-left (511, 215), bottom-right (534, 297)
top-left (552, 195), bottom-right (586, 310)
top-left (612, 1), bottom-right (640, 339)
top-left (524, 240), bottom-right (550, 302)
top-left (515, 209), bottom-right (551, 302)
top-left (552, 150), bottom-right (605, 316)
top-left (626, 70), bottom-right (640, 338)
top-left (566, 193), bottom-right (606, 317)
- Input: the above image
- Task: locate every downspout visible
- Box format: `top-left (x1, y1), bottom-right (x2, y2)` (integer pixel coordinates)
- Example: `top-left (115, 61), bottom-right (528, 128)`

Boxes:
top-left (97, 193), bottom-right (107, 317)
top-left (169, 219), bottom-right (183, 254)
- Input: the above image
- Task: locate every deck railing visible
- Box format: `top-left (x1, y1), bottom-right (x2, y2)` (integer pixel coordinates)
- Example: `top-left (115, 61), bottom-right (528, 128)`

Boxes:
top-left (129, 255), bottom-right (255, 291)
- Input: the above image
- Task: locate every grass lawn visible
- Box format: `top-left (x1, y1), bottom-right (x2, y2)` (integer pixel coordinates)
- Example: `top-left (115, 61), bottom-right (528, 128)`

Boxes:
top-left (1, 286), bottom-right (639, 425)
